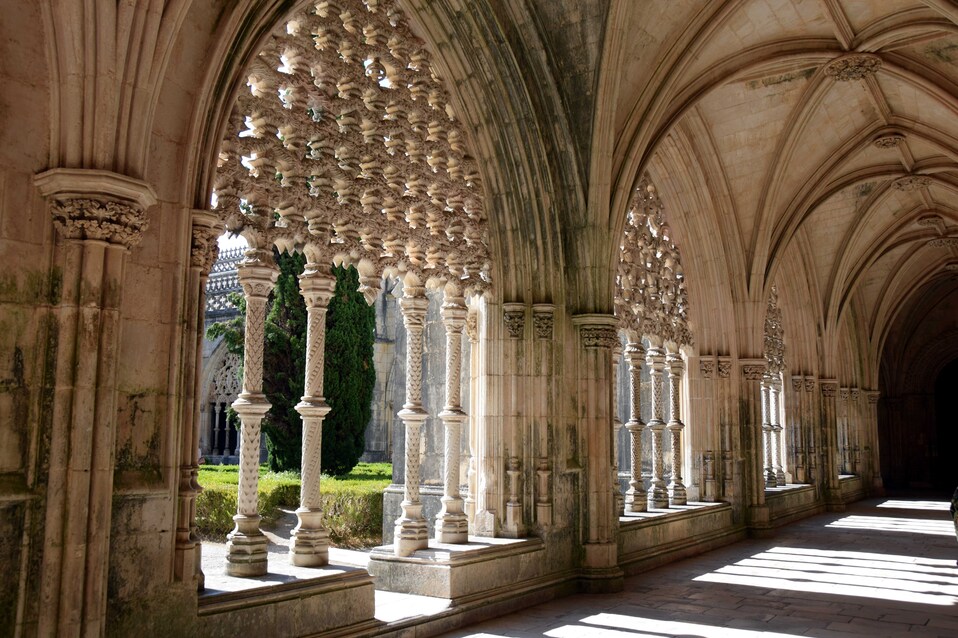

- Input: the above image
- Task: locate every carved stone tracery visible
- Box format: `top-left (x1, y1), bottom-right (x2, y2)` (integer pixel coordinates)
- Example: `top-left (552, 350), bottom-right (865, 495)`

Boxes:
top-left (615, 174), bottom-right (691, 344)
top-left (212, 0), bottom-right (490, 298)
top-left (823, 53), bottom-right (881, 81)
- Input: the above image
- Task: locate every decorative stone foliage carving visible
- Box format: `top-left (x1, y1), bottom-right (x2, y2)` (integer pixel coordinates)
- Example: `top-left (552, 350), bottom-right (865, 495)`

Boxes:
top-left (717, 359), bottom-right (732, 378)
top-left (51, 199), bottom-right (149, 248)
top-left (580, 325), bottom-right (619, 349)
top-left (823, 53), bottom-right (881, 81)
top-left (821, 382), bottom-right (838, 398)
top-left (191, 224), bottom-right (221, 272)
top-left (873, 133), bottom-right (904, 149)
top-left (742, 364), bottom-right (766, 381)
top-left (532, 304), bottom-right (555, 340)
top-left (791, 376), bottom-right (802, 392)
top-left (929, 237), bottom-right (958, 248)
top-left (212, 0), bottom-right (490, 297)
top-left (211, 354), bottom-right (243, 404)
top-left (700, 359), bottom-right (715, 379)
top-left (615, 174), bottom-right (691, 344)
top-left (916, 214), bottom-right (942, 227)
top-left (763, 286), bottom-right (785, 375)
top-left (503, 304), bottom-right (525, 339)
top-left (804, 377), bottom-right (816, 392)
top-left (866, 390), bottom-right (880, 404)
top-left (893, 175), bottom-right (932, 191)
top-left (945, 262), bottom-right (958, 272)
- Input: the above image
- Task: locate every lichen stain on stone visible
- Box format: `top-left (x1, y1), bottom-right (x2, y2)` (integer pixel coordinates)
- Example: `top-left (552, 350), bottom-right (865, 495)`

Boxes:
top-left (923, 42), bottom-right (958, 64)
top-left (115, 391), bottom-right (161, 474)
top-left (856, 182), bottom-right (875, 198)
top-left (0, 267), bottom-right (64, 305)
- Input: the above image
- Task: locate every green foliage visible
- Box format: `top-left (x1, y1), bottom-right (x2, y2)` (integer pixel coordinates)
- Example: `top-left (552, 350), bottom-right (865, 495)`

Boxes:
top-left (205, 251), bottom-right (376, 477)
top-left (323, 264), bottom-right (376, 476)
top-left (195, 464), bottom-right (391, 546)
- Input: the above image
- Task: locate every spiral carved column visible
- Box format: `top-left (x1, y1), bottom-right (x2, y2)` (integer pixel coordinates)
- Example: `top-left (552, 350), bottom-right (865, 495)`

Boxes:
top-left (289, 262), bottom-right (336, 566)
top-left (646, 341), bottom-right (669, 509)
top-left (226, 248), bottom-right (277, 577)
top-left (624, 342), bottom-right (647, 512)
top-left (436, 290), bottom-right (469, 543)
top-left (666, 349), bottom-right (687, 505)
top-left (394, 281), bottom-right (430, 556)
top-left (761, 379), bottom-right (776, 488)
top-left (770, 379), bottom-right (786, 486)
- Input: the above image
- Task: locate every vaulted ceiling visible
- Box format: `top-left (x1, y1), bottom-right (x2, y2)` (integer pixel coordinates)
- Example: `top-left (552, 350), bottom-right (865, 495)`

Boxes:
top-left (607, 0), bottom-right (958, 369)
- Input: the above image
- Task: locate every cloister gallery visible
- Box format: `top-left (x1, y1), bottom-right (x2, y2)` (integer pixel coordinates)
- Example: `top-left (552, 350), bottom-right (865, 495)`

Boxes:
top-left (2, 0), bottom-right (958, 636)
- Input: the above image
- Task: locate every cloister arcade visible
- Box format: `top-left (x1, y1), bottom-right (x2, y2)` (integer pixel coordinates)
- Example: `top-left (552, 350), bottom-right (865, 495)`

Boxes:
top-left (1, 0), bottom-right (957, 636)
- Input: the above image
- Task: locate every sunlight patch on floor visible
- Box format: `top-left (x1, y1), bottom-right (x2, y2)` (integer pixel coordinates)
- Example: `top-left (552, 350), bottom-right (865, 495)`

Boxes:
top-left (693, 545), bottom-right (958, 606)
top-left (542, 613), bottom-right (801, 638)
top-left (877, 499), bottom-right (950, 511)
top-left (826, 515), bottom-right (954, 536)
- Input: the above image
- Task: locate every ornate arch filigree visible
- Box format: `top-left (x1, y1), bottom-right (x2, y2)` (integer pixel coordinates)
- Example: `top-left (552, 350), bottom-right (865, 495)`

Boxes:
top-left (213, 0), bottom-right (491, 300)
top-left (210, 353), bottom-right (243, 404)
top-left (615, 173), bottom-right (691, 345)
top-left (764, 285), bottom-right (785, 374)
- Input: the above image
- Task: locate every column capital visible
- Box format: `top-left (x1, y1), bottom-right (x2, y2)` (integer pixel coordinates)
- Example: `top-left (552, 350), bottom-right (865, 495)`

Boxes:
top-left (699, 357), bottom-right (716, 379)
top-left (865, 390), bottom-right (880, 404)
top-left (190, 210), bottom-right (223, 273)
top-left (804, 376), bottom-right (816, 392)
top-left (35, 168), bottom-right (157, 249)
top-left (820, 380), bottom-right (838, 397)
top-left (532, 303), bottom-right (555, 340)
top-left (503, 302), bottom-right (526, 338)
top-left (298, 262), bottom-right (336, 308)
top-left (839, 387), bottom-right (850, 401)
top-left (740, 359), bottom-right (767, 380)
top-left (237, 250), bottom-right (278, 299)
top-left (717, 357), bottom-right (732, 378)
top-left (791, 375), bottom-right (804, 391)
top-left (572, 313), bottom-right (619, 349)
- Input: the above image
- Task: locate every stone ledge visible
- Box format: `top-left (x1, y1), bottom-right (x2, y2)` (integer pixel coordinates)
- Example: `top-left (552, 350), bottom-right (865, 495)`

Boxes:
top-left (618, 502), bottom-right (743, 575)
top-left (367, 536), bottom-right (546, 600)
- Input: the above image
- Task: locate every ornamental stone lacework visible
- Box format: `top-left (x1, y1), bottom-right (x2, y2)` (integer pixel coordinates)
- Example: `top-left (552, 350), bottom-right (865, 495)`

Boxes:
top-left (614, 174), bottom-right (691, 513)
top-left (208, 0), bottom-right (491, 575)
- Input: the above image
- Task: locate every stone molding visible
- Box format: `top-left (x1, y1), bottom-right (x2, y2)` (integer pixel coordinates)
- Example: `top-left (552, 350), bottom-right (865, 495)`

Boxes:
top-left (823, 53), bottom-right (881, 81)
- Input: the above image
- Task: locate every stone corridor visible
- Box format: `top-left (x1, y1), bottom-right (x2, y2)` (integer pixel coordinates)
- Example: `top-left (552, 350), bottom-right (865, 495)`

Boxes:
top-left (441, 497), bottom-right (958, 638)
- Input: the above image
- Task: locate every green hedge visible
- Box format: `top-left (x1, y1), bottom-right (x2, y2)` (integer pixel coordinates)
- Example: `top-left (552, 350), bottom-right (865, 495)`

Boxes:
top-left (196, 463), bottom-right (390, 547)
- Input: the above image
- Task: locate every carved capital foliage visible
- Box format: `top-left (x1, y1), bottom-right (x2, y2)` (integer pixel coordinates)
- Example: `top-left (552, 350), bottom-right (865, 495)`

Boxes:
top-left (804, 377), bottom-right (816, 392)
top-left (893, 175), bottom-right (932, 191)
top-left (532, 304), bottom-right (555, 340)
top-left (791, 376), bottom-right (803, 392)
top-left (717, 359), bottom-right (732, 378)
top-left (824, 53), bottom-right (881, 81)
top-left (580, 325), bottom-right (619, 349)
top-left (916, 214), bottom-right (942, 227)
top-left (866, 390), bottom-right (880, 404)
top-left (839, 388), bottom-right (850, 401)
top-left (465, 312), bottom-right (479, 343)
top-left (503, 303), bottom-right (525, 339)
top-left (763, 285), bottom-right (786, 374)
top-left (51, 198), bottom-right (149, 248)
top-left (742, 363), bottom-right (766, 381)
top-left (821, 381), bottom-right (838, 398)
top-left (700, 359), bottom-right (715, 379)
top-left (945, 262), bottom-right (958, 272)
top-left (850, 388), bottom-right (860, 401)
top-left (191, 224), bottom-right (221, 273)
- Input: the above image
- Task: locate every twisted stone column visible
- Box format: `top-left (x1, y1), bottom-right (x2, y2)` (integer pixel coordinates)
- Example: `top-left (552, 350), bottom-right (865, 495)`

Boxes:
top-left (394, 280), bottom-right (430, 556)
top-left (770, 379), bottom-right (785, 486)
top-left (436, 290), bottom-right (469, 543)
top-left (761, 379), bottom-right (776, 488)
top-left (289, 261), bottom-right (335, 566)
top-left (646, 341), bottom-right (669, 509)
top-left (226, 248), bottom-right (277, 577)
top-left (624, 342), bottom-right (647, 512)
top-left (612, 343), bottom-right (625, 515)
top-left (666, 349), bottom-right (687, 505)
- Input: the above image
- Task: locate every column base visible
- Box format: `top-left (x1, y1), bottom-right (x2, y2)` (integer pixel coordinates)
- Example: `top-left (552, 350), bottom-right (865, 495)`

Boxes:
top-left (225, 516), bottom-right (268, 577)
top-left (626, 489), bottom-right (647, 512)
top-left (580, 542), bottom-right (624, 593)
top-left (394, 519), bottom-right (429, 557)
top-left (668, 483), bottom-right (687, 506)
top-left (435, 513), bottom-right (469, 544)
top-left (647, 483), bottom-right (669, 509)
top-left (775, 469), bottom-right (786, 485)
top-left (289, 513), bottom-right (330, 567)
top-left (501, 503), bottom-right (526, 538)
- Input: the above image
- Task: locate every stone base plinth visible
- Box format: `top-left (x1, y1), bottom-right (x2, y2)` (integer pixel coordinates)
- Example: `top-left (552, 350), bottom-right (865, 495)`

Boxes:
top-left (367, 536), bottom-right (545, 602)
top-left (199, 565), bottom-right (376, 637)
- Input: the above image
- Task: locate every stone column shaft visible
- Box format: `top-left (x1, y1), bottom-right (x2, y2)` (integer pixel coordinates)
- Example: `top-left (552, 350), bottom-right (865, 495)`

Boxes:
top-left (770, 381), bottom-right (785, 486)
top-left (612, 344), bottom-right (625, 515)
top-left (667, 350), bottom-right (687, 505)
top-left (820, 380), bottom-right (843, 509)
top-left (290, 263), bottom-right (335, 566)
top-left (226, 249), bottom-right (277, 577)
top-left (761, 381), bottom-right (776, 488)
top-left (646, 342), bottom-right (669, 509)
top-left (436, 292), bottom-right (469, 543)
top-left (394, 282), bottom-right (430, 556)
top-left (624, 342), bottom-right (647, 512)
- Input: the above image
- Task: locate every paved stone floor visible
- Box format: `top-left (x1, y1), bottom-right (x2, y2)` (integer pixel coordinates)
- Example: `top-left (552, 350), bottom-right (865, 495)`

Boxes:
top-left (441, 496), bottom-right (958, 638)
